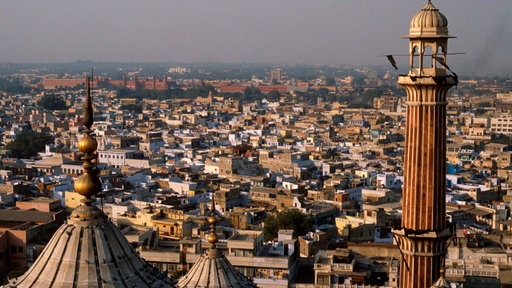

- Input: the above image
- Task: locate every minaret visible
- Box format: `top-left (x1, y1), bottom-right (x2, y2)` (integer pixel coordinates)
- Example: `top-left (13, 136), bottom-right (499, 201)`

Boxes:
top-left (393, 1), bottom-right (457, 288)
top-left (208, 90), bottom-right (214, 105)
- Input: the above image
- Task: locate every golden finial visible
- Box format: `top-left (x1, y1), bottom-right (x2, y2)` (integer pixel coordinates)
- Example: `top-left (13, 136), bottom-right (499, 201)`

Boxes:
top-left (207, 193), bottom-right (219, 246)
top-left (74, 75), bottom-right (101, 204)
top-left (440, 254), bottom-right (446, 279)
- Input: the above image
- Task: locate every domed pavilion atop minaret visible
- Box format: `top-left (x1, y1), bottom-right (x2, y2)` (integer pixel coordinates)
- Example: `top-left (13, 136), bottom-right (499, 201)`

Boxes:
top-left (6, 77), bottom-right (171, 287)
top-left (393, 1), bottom-right (457, 288)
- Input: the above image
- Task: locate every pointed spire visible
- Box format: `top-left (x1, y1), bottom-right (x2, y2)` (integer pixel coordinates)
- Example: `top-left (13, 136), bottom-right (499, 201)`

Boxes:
top-left (74, 74), bottom-right (101, 205)
top-left (431, 255), bottom-right (450, 288)
top-left (83, 75), bottom-right (93, 131)
top-left (440, 255), bottom-right (446, 279)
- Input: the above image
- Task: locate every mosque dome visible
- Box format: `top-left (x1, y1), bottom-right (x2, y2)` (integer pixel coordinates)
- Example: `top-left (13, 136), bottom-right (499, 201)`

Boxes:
top-left (431, 277), bottom-right (450, 288)
top-left (175, 248), bottom-right (254, 288)
top-left (408, 1), bottom-right (450, 37)
top-left (176, 200), bottom-right (254, 288)
top-left (7, 206), bottom-right (171, 288)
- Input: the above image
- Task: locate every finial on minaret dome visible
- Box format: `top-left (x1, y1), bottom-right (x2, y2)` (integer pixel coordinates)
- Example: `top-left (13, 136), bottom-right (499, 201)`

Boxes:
top-left (431, 255), bottom-right (450, 287)
top-left (74, 75), bottom-right (101, 207)
top-left (7, 74), bottom-right (172, 288)
top-left (207, 194), bottom-right (219, 247)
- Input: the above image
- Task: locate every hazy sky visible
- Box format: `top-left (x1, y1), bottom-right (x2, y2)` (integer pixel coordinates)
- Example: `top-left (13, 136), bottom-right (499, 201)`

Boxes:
top-left (1, 0), bottom-right (511, 75)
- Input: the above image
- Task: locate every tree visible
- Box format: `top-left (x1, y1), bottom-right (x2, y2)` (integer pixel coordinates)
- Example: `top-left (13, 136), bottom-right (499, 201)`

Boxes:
top-left (348, 88), bottom-right (381, 108)
top-left (476, 102), bottom-right (492, 108)
top-left (325, 77), bottom-right (336, 86)
top-left (37, 94), bottom-right (67, 110)
top-left (263, 208), bottom-right (313, 242)
top-left (267, 89), bottom-right (281, 101)
top-left (317, 88), bottom-right (330, 97)
top-left (120, 103), bottom-right (142, 113)
top-left (376, 115), bottom-right (393, 124)
top-left (5, 131), bottom-right (55, 158)
top-left (0, 77), bottom-right (31, 94)
top-left (351, 77), bottom-right (366, 87)
top-left (492, 134), bottom-right (512, 146)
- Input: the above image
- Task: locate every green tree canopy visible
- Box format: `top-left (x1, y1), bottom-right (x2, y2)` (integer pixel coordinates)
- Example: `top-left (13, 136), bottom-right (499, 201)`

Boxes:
top-left (263, 208), bottom-right (313, 242)
top-left (5, 131), bottom-right (54, 158)
top-left (376, 115), bottom-right (393, 124)
top-left (37, 93), bottom-right (67, 110)
top-left (267, 89), bottom-right (281, 102)
top-left (491, 134), bottom-right (512, 146)
top-left (325, 77), bottom-right (336, 86)
top-left (351, 77), bottom-right (366, 87)
top-left (120, 103), bottom-right (142, 113)
top-left (0, 77), bottom-right (31, 94)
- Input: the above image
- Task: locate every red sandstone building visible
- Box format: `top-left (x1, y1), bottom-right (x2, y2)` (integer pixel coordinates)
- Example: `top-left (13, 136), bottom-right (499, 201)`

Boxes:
top-left (43, 75), bottom-right (170, 90)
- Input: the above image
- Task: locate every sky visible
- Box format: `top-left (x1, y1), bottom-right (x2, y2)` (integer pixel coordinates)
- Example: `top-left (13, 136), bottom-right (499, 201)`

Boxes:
top-left (0, 0), bottom-right (511, 75)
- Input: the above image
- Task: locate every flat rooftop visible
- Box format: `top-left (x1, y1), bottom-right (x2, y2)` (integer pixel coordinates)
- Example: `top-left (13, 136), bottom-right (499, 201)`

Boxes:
top-left (229, 230), bottom-right (261, 241)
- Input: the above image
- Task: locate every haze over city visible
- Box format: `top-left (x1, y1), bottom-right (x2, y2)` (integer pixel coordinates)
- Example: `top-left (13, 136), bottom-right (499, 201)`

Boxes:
top-left (1, 1), bottom-right (512, 287)
top-left (1, 0), bottom-right (511, 75)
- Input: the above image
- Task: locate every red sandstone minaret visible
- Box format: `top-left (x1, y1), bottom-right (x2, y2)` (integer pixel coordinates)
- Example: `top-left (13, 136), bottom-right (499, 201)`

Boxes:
top-left (393, 1), bottom-right (457, 288)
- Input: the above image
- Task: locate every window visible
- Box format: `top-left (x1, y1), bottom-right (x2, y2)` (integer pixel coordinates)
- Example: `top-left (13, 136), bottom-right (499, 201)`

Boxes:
top-left (317, 274), bottom-right (329, 285)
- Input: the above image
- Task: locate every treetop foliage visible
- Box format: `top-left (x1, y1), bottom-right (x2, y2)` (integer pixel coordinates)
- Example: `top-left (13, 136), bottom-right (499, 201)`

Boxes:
top-left (37, 93), bottom-right (67, 111)
top-left (5, 131), bottom-right (55, 159)
top-left (262, 208), bottom-right (313, 242)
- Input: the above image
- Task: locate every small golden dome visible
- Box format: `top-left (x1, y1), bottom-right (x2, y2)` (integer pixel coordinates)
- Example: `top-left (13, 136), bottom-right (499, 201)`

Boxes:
top-left (77, 134), bottom-right (97, 154)
top-left (74, 172), bottom-right (101, 198)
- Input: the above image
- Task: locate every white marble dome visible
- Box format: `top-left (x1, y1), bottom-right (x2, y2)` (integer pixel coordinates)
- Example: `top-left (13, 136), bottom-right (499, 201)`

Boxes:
top-left (408, 1), bottom-right (450, 37)
top-left (6, 206), bottom-right (171, 288)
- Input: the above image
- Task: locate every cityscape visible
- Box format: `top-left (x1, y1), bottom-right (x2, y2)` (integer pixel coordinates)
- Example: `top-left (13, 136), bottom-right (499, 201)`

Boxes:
top-left (0, 1), bottom-right (511, 288)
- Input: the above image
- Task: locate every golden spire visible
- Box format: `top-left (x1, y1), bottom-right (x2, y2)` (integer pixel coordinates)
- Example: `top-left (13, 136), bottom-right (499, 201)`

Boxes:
top-left (440, 255), bottom-right (446, 279)
top-left (431, 255), bottom-right (450, 287)
top-left (206, 194), bottom-right (219, 247)
top-left (74, 75), bottom-right (101, 205)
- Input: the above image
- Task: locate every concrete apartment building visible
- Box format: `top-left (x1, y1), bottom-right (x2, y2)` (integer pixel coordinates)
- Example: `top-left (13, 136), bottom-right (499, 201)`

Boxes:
top-left (490, 116), bottom-right (512, 135)
top-left (0, 198), bottom-right (66, 271)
